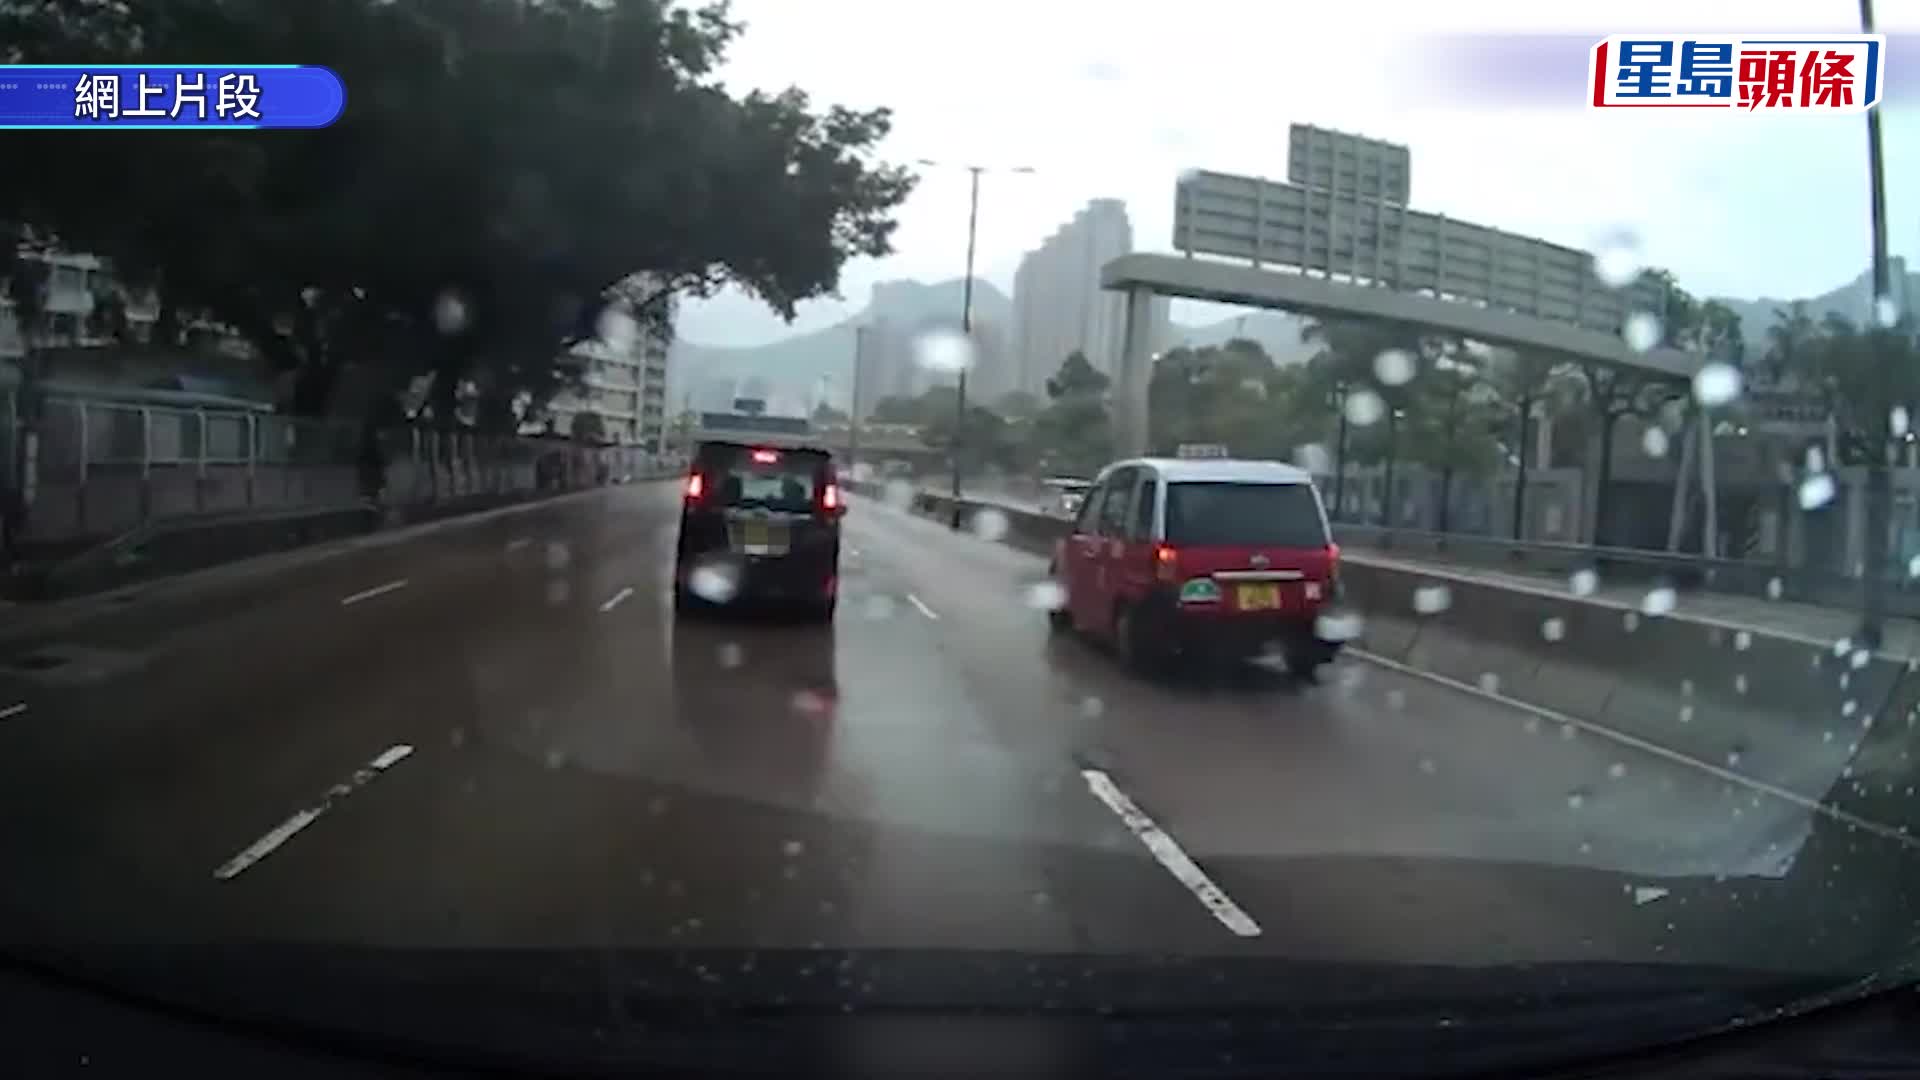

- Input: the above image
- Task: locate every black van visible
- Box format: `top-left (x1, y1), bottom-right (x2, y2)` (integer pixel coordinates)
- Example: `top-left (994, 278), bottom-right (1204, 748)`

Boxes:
top-left (673, 441), bottom-right (845, 620)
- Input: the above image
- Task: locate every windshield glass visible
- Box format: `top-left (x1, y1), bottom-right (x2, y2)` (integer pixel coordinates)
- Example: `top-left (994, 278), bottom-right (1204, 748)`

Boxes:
top-left (3, 1), bottom-right (1918, 1076)
top-left (1166, 482), bottom-right (1329, 547)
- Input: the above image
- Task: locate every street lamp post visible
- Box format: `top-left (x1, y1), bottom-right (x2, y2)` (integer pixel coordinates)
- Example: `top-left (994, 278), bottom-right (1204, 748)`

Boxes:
top-left (916, 159), bottom-right (1034, 529)
top-left (1858, 0), bottom-right (1893, 646)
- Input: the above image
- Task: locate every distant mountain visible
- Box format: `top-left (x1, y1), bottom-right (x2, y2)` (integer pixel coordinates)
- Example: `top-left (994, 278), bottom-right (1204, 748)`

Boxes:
top-left (1711, 258), bottom-right (1914, 347)
top-left (667, 278), bottom-right (1011, 406)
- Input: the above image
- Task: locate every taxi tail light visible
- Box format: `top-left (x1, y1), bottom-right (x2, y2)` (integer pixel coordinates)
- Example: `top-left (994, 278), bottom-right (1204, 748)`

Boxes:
top-left (1153, 543), bottom-right (1180, 583)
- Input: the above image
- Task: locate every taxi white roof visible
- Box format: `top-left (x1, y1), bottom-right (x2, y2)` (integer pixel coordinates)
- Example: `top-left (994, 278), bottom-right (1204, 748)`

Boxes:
top-left (1101, 457), bottom-right (1315, 485)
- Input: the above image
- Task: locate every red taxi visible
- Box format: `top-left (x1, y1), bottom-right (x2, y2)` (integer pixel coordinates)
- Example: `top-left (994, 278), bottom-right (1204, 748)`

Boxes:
top-left (1046, 455), bottom-right (1344, 679)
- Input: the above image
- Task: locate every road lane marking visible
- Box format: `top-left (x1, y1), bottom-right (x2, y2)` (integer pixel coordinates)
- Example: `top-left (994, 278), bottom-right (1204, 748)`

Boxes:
top-left (505, 537), bottom-right (531, 552)
top-left (1350, 647), bottom-right (1920, 851)
top-left (599, 586), bottom-right (635, 612)
top-left (213, 744), bottom-right (415, 880)
top-left (1080, 768), bottom-right (1263, 938)
top-left (907, 593), bottom-right (940, 620)
top-left (339, 578), bottom-right (410, 606)
top-left (0, 703), bottom-right (24, 720)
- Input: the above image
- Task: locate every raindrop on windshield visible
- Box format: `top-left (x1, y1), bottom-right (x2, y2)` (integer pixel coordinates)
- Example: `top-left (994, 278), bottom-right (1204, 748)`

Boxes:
top-left (1344, 388), bottom-right (1386, 426)
top-left (1477, 672), bottom-right (1501, 695)
top-left (1386, 689), bottom-right (1407, 710)
top-left (1622, 312), bottom-right (1662, 352)
top-left (782, 839), bottom-right (804, 857)
top-left (717, 642), bottom-right (744, 669)
top-left (1641, 427), bottom-right (1670, 459)
top-left (690, 561), bottom-right (741, 603)
top-left (1418, 758), bottom-right (1437, 775)
top-left (1766, 577), bottom-right (1784, 600)
top-left (1734, 631), bottom-right (1753, 651)
top-left (971, 508), bottom-right (1010, 542)
top-left (1692, 362), bottom-right (1743, 407)
top-left (1641, 586), bottom-right (1677, 616)
top-left (432, 289), bottom-right (470, 335)
top-left (1734, 673), bottom-right (1749, 694)
top-left (1592, 229), bottom-right (1643, 288)
top-left (596, 306), bottom-right (639, 351)
top-left (1293, 443), bottom-right (1332, 473)
top-left (1412, 584), bottom-right (1453, 615)
top-left (914, 328), bottom-right (975, 374)
top-left (1569, 569), bottom-right (1599, 597)
top-left (1895, 406), bottom-right (1913, 440)
top-left (1798, 473), bottom-right (1837, 511)
top-left (1607, 762), bottom-right (1628, 780)
top-left (1874, 294), bottom-right (1901, 329)
top-left (1080, 696), bottom-right (1106, 719)
top-left (1373, 349), bottom-right (1417, 386)
top-left (1315, 611), bottom-right (1365, 641)
top-left (1567, 790), bottom-right (1588, 809)
top-left (1024, 581), bottom-right (1067, 611)
top-left (791, 689), bottom-right (832, 716)
top-left (1622, 611), bottom-right (1641, 632)
top-left (544, 579), bottom-right (570, 606)
top-left (545, 541), bottom-right (571, 571)
top-left (1541, 617), bottom-right (1566, 642)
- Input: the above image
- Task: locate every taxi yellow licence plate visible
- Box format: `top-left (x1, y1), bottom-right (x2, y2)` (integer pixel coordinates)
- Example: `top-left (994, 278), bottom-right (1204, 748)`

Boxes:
top-left (1236, 583), bottom-right (1282, 611)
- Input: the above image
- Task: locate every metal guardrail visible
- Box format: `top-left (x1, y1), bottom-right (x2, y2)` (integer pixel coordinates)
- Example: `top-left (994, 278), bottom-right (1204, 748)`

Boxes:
top-left (1328, 523), bottom-right (1915, 620)
top-left (860, 480), bottom-right (1910, 623)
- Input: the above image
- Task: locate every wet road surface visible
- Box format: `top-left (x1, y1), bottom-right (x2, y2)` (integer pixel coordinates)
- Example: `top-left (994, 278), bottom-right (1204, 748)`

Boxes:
top-left (0, 481), bottom-right (1912, 980)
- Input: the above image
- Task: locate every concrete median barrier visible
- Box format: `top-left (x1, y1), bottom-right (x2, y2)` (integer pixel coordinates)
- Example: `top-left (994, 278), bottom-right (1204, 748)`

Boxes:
top-left (849, 482), bottom-right (1919, 792)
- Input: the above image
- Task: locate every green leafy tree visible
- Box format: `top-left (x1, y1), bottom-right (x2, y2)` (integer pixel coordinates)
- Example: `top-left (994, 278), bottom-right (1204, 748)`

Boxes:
top-left (0, 0), bottom-right (915, 424)
top-left (570, 409), bottom-right (608, 445)
top-left (1030, 351), bottom-right (1111, 477)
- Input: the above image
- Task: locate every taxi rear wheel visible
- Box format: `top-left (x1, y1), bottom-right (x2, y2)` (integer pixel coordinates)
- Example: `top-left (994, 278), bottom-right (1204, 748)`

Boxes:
top-left (1044, 562), bottom-right (1071, 631)
top-left (1114, 604), bottom-right (1163, 675)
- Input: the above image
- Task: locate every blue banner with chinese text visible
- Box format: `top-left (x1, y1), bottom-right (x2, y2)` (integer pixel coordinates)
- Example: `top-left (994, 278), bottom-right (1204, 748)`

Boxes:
top-left (0, 66), bottom-right (344, 129)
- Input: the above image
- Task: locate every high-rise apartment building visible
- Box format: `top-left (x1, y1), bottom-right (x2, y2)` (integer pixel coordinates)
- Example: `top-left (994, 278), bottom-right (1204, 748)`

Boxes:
top-left (1010, 199), bottom-right (1170, 396)
top-left (547, 294), bottom-right (675, 450)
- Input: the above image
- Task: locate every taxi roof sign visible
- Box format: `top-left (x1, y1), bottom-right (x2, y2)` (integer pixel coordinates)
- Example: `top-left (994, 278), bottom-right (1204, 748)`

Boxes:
top-left (1175, 443), bottom-right (1231, 459)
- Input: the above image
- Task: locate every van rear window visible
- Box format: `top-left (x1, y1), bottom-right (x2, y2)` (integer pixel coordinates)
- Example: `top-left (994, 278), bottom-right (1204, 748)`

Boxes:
top-left (697, 445), bottom-right (829, 510)
top-left (1164, 482), bottom-right (1328, 547)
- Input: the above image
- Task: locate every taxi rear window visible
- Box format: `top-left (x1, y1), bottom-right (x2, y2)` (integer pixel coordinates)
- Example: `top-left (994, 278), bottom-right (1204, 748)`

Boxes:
top-left (1165, 482), bottom-right (1328, 547)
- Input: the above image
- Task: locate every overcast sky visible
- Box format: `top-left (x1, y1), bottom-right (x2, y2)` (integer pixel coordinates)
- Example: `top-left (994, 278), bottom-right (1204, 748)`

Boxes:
top-left (676, 0), bottom-right (1920, 347)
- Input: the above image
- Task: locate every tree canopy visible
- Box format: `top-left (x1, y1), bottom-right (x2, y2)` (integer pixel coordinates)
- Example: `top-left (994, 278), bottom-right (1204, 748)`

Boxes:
top-left (0, 0), bottom-right (915, 426)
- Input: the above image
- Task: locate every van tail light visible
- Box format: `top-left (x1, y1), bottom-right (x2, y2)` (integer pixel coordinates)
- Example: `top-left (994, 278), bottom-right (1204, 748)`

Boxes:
top-left (821, 482), bottom-right (842, 513)
top-left (1153, 543), bottom-right (1179, 583)
top-left (1324, 542), bottom-right (1342, 597)
top-left (684, 472), bottom-right (705, 501)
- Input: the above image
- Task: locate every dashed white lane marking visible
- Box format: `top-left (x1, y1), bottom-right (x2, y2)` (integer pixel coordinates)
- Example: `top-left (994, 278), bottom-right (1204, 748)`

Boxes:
top-left (599, 586), bottom-right (636, 612)
top-left (907, 593), bottom-right (940, 620)
top-left (1350, 646), bottom-right (1920, 851)
top-left (0, 703), bottom-right (25, 720)
top-left (1079, 768), bottom-right (1263, 938)
top-left (339, 578), bottom-right (410, 606)
top-left (505, 537), bottom-right (531, 552)
top-left (213, 744), bottom-right (415, 880)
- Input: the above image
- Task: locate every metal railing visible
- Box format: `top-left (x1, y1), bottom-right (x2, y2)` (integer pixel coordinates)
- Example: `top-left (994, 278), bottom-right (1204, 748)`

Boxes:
top-left (21, 395), bottom-right (668, 549)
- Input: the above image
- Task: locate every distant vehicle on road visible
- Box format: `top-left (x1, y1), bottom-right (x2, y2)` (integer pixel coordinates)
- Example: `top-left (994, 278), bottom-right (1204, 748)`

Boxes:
top-left (1041, 476), bottom-right (1093, 518)
top-left (1046, 455), bottom-right (1345, 680)
top-left (674, 440), bottom-right (845, 622)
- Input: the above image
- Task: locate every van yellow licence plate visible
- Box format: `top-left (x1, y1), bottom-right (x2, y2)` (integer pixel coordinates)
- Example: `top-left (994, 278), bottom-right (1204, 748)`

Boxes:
top-left (1236, 583), bottom-right (1282, 611)
top-left (737, 521), bottom-right (789, 553)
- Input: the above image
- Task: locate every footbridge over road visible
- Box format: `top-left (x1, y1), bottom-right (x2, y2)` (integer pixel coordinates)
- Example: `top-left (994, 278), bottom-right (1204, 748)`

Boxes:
top-left (1100, 125), bottom-right (1702, 460)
